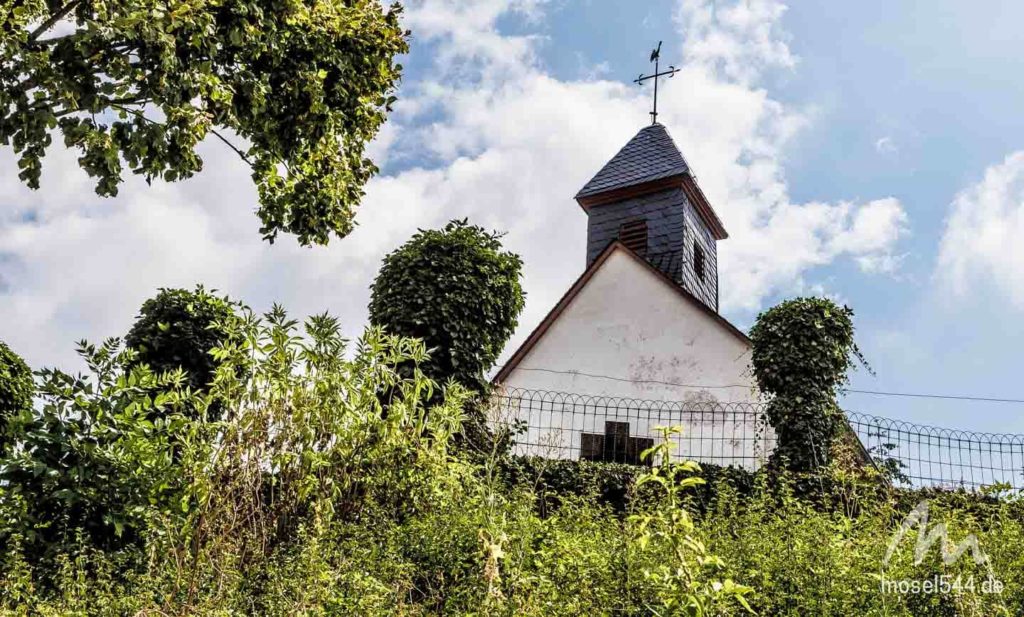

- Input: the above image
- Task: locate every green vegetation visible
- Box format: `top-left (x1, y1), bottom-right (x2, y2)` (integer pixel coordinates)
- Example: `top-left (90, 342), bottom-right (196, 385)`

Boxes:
top-left (369, 219), bottom-right (525, 396)
top-left (750, 297), bottom-right (866, 473)
top-left (125, 286), bottom-right (241, 418)
top-left (0, 0), bottom-right (408, 245)
top-left (1, 339), bottom-right (196, 564)
top-left (0, 340), bottom-right (33, 451)
top-left (1, 293), bottom-right (1021, 615)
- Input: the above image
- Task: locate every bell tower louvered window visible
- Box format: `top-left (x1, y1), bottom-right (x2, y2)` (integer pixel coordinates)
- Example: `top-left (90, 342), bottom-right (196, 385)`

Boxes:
top-left (694, 241), bottom-right (705, 282)
top-left (619, 219), bottom-right (648, 256)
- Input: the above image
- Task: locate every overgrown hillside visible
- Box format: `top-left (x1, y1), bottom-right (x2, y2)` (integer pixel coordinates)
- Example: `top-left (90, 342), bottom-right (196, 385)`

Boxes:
top-left (1, 305), bottom-right (1022, 616)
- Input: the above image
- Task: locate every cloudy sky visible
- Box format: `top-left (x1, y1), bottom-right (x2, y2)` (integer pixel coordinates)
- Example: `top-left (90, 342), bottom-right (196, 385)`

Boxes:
top-left (3, 0), bottom-right (1024, 431)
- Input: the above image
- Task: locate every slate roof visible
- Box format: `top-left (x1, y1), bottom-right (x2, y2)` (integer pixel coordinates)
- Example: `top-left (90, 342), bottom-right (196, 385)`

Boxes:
top-left (575, 123), bottom-right (690, 200)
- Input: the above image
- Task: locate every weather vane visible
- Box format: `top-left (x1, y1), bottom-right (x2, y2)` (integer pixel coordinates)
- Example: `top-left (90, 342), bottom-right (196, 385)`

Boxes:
top-left (634, 41), bottom-right (679, 125)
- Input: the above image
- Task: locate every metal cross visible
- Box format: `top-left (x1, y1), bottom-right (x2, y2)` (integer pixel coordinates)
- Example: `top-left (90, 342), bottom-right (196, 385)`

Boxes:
top-left (634, 41), bottom-right (679, 125)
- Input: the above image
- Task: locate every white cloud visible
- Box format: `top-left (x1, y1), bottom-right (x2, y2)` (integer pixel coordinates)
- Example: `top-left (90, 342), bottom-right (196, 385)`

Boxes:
top-left (676, 0), bottom-right (796, 84)
top-left (395, 0), bottom-right (909, 319)
top-left (875, 136), bottom-right (897, 154)
top-left (0, 0), bottom-right (909, 371)
top-left (937, 151), bottom-right (1024, 306)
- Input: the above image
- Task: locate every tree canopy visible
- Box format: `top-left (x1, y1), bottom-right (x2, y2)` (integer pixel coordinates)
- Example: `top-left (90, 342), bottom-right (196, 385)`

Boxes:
top-left (368, 219), bottom-right (525, 395)
top-left (0, 0), bottom-right (408, 244)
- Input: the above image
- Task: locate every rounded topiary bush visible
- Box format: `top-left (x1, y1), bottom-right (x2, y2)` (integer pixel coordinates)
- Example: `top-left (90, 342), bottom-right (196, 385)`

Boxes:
top-left (749, 297), bottom-right (861, 398)
top-left (0, 339), bottom-right (33, 449)
top-left (368, 219), bottom-right (525, 395)
top-left (126, 286), bottom-right (241, 418)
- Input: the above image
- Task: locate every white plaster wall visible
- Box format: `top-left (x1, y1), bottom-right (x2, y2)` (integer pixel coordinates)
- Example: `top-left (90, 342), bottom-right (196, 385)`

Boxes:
top-left (498, 248), bottom-right (775, 468)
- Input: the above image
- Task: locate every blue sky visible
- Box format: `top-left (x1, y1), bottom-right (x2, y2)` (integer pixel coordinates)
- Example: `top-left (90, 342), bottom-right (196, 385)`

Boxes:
top-left (442, 0), bottom-right (1024, 430)
top-left (3, 0), bottom-right (1024, 432)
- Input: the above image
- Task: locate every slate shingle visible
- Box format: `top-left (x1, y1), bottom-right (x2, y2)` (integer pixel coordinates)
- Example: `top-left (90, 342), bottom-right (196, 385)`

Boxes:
top-left (575, 123), bottom-right (689, 199)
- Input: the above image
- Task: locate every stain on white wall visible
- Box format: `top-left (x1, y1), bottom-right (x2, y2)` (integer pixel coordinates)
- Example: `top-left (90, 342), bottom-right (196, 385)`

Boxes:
top-left (498, 247), bottom-right (775, 468)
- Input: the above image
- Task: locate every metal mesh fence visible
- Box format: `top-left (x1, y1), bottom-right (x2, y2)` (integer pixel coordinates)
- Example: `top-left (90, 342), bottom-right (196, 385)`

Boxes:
top-left (491, 389), bottom-right (1024, 490)
top-left (847, 411), bottom-right (1024, 490)
top-left (491, 389), bottom-right (775, 471)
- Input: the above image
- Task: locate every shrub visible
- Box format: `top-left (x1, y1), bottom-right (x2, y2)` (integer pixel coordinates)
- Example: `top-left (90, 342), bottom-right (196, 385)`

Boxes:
top-left (503, 455), bottom-right (755, 515)
top-left (368, 219), bottom-right (525, 396)
top-left (125, 286), bottom-right (240, 417)
top-left (626, 427), bottom-right (754, 614)
top-left (0, 340), bottom-right (32, 451)
top-left (0, 306), bottom-right (471, 604)
top-left (750, 297), bottom-right (867, 474)
top-left (7, 299), bottom-right (1024, 615)
top-left (701, 479), bottom-right (1024, 616)
top-left (0, 340), bottom-right (199, 565)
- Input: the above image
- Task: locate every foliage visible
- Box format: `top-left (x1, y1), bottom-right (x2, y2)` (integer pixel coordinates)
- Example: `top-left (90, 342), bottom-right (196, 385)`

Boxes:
top-left (504, 455), bottom-right (755, 515)
top-left (627, 427), bottom-right (754, 615)
top-left (750, 297), bottom-right (867, 473)
top-left (0, 339), bottom-right (33, 451)
top-left (0, 303), bottom-right (756, 614)
top-left (702, 478), bottom-right (1024, 616)
top-left (0, 306), bottom-right (471, 606)
top-left (189, 307), bottom-right (471, 586)
top-left (125, 286), bottom-right (239, 416)
top-left (0, 340), bottom-right (199, 565)
top-left (0, 0), bottom-right (408, 245)
top-left (369, 219), bottom-right (525, 395)
top-left (7, 301), bottom-right (1024, 615)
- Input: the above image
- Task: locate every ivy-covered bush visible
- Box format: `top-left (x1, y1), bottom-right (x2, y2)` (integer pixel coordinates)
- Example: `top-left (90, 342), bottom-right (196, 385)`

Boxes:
top-left (750, 297), bottom-right (866, 473)
top-left (0, 340), bottom-right (33, 451)
top-left (125, 286), bottom-right (241, 417)
top-left (368, 219), bottom-right (525, 395)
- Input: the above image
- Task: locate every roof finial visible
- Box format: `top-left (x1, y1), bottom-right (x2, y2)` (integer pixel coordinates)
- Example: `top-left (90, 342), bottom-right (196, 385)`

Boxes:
top-left (634, 41), bottom-right (679, 125)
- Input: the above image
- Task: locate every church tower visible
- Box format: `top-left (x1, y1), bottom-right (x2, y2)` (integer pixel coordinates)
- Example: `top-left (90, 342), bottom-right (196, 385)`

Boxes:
top-left (575, 123), bottom-right (728, 312)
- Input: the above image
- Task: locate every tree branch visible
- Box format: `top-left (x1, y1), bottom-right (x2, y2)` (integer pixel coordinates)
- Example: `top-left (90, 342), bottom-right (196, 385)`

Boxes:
top-left (109, 102), bottom-right (254, 168)
top-left (28, 0), bottom-right (81, 43)
top-left (208, 128), bottom-right (253, 167)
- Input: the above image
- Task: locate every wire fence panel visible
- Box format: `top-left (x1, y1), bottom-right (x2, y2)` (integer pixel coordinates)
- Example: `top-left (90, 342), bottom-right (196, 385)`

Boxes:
top-left (491, 389), bottom-right (1024, 491)
top-left (491, 389), bottom-right (776, 471)
top-left (847, 411), bottom-right (1024, 491)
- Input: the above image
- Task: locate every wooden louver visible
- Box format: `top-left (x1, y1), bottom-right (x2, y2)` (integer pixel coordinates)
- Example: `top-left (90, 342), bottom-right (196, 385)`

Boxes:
top-left (619, 219), bottom-right (648, 256)
top-left (694, 241), bottom-right (705, 282)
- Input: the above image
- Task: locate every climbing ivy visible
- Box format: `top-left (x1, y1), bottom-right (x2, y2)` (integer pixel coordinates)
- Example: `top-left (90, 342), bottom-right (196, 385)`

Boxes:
top-left (749, 297), bottom-right (867, 473)
top-left (0, 340), bottom-right (33, 451)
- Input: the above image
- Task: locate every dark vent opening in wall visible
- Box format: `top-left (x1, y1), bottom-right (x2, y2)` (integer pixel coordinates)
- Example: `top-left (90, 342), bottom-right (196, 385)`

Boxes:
top-left (694, 241), bottom-right (705, 282)
top-left (619, 219), bottom-right (648, 256)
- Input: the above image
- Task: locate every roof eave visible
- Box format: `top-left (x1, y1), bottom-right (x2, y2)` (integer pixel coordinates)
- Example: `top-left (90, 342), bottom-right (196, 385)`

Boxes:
top-left (574, 173), bottom-right (688, 212)
top-left (575, 173), bottom-right (729, 241)
top-left (680, 174), bottom-right (728, 240)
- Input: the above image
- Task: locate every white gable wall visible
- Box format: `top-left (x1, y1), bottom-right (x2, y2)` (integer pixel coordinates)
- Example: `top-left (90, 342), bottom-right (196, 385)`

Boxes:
top-left (502, 248), bottom-right (757, 402)
top-left (498, 248), bottom-right (773, 468)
